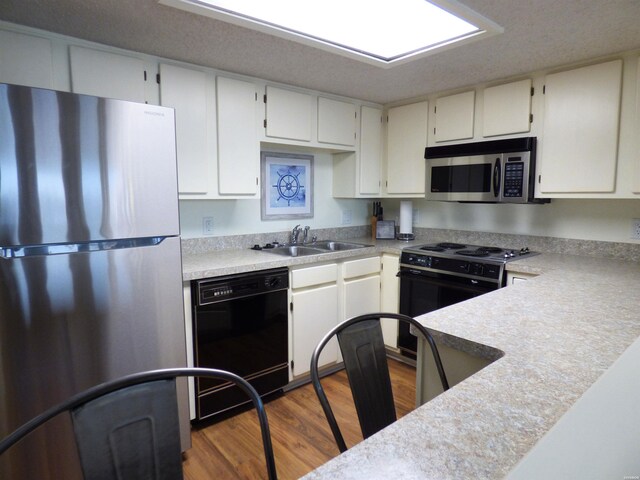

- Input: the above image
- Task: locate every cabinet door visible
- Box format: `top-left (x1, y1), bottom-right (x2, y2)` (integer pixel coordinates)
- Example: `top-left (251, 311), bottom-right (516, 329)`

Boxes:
top-left (386, 101), bottom-right (428, 194)
top-left (159, 64), bottom-right (209, 194)
top-left (0, 30), bottom-right (53, 89)
top-left (216, 76), bottom-right (259, 195)
top-left (483, 79), bottom-right (532, 137)
top-left (380, 254), bottom-right (399, 348)
top-left (434, 91), bottom-right (475, 142)
top-left (343, 275), bottom-right (380, 319)
top-left (265, 86), bottom-right (313, 142)
top-left (291, 284), bottom-right (339, 377)
top-left (539, 60), bottom-right (622, 193)
top-left (359, 105), bottom-right (383, 195)
top-left (69, 46), bottom-right (147, 102)
top-left (317, 97), bottom-right (356, 146)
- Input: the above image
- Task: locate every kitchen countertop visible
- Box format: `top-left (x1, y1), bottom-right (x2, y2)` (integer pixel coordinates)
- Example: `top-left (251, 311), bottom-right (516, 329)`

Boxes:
top-left (301, 253), bottom-right (640, 479)
top-left (182, 238), bottom-right (640, 478)
top-left (181, 237), bottom-right (413, 281)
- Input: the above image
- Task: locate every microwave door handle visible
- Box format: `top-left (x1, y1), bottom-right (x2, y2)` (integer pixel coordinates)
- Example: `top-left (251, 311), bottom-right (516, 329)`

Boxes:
top-left (493, 157), bottom-right (501, 198)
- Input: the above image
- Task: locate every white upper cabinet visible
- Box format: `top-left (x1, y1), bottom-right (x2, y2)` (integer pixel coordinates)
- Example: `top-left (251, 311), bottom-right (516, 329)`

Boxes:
top-left (216, 76), bottom-right (260, 196)
top-left (332, 105), bottom-right (382, 198)
top-left (539, 60), bottom-right (622, 194)
top-left (386, 101), bottom-right (428, 195)
top-left (69, 46), bottom-right (147, 102)
top-left (159, 63), bottom-right (209, 195)
top-left (483, 79), bottom-right (532, 137)
top-left (359, 105), bottom-right (383, 195)
top-left (264, 86), bottom-right (313, 142)
top-left (317, 96), bottom-right (357, 146)
top-left (0, 30), bottom-right (53, 89)
top-left (434, 91), bottom-right (475, 142)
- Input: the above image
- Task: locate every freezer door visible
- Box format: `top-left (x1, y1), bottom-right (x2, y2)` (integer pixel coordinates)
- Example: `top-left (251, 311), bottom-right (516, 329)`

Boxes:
top-left (0, 237), bottom-right (187, 479)
top-left (0, 83), bottom-right (179, 247)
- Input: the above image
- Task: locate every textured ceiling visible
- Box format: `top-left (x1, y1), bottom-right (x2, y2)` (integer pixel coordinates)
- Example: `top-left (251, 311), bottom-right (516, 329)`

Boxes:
top-left (1, 0), bottom-right (639, 104)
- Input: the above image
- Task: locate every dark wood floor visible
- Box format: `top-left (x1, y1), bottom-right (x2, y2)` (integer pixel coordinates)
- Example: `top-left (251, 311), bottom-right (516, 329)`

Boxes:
top-left (183, 359), bottom-right (416, 479)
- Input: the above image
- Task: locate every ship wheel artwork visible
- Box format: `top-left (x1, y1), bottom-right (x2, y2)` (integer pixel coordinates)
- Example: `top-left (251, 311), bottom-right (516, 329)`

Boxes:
top-left (261, 152), bottom-right (313, 220)
top-left (272, 165), bottom-right (306, 207)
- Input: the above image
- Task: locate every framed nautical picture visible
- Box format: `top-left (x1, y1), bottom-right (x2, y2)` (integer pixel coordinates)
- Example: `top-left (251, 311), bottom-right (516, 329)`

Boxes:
top-left (261, 151), bottom-right (314, 220)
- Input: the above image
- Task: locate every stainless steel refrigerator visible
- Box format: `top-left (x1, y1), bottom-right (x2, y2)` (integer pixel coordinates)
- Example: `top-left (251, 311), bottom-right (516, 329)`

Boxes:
top-left (0, 83), bottom-right (188, 479)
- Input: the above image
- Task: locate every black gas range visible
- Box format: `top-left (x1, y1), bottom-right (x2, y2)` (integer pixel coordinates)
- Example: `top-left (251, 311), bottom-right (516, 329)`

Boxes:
top-left (397, 242), bottom-right (536, 358)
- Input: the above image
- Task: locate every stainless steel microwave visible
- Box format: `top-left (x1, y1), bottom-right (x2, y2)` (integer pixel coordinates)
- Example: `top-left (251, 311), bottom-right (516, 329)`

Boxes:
top-left (425, 137), bottom-right (547, 204)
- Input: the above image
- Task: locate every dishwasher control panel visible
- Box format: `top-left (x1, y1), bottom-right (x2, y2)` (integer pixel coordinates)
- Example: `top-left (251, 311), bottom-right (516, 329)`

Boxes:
top-left (195, 268), bottom-right (289, 305)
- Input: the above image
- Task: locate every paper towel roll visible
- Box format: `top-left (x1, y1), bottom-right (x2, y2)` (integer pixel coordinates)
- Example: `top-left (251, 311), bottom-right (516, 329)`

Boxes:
top-left (399, 201), bottom-right (413, 234)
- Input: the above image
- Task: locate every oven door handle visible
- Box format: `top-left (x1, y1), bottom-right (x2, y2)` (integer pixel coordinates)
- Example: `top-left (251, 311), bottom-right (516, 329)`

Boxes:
top-left (397, 269), bottom-right (496, 294)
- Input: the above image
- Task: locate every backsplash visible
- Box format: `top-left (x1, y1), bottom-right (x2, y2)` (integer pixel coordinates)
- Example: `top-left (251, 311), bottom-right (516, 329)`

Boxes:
top-left (181, 226), bottom-right (369, 255)
top-left (182, 226), bottom-right (640, 262)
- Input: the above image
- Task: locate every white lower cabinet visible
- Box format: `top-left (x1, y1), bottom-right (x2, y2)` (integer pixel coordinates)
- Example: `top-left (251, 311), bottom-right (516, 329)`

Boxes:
top-left (289, 256), bottom-right (382, 379)
top-left (342, 256), bottom-right (381, 320)
top-left (290, 263), bottom-right (339, 377)
top-left (380, 253), bottom-right (400, 348)
top-left (506, 271), bottom-right (538, 285)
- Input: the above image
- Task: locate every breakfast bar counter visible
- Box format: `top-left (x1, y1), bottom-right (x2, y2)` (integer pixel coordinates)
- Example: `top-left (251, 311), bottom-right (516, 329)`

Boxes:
top-left (301, 253), bottom-right (640, 479)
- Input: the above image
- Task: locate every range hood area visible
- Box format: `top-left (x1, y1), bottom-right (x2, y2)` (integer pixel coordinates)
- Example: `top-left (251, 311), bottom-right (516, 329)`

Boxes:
top-left (424, 137), bottom-right (548, 204)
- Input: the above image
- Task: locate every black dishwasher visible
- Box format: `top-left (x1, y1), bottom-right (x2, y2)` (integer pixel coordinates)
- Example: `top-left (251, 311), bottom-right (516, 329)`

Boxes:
top-left (191, 267), bottom-right (289, 421)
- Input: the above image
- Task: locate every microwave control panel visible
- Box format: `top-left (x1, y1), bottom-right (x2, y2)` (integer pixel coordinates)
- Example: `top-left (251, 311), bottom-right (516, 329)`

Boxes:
top-left (503, 158), bottom-right (524, 198)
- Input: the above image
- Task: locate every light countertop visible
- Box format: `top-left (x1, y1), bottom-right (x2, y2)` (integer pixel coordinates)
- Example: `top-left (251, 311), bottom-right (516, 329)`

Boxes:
top-left (181, 237), bottom-right (411, 281)
top-left (300, 253), bottom-right (640, 479)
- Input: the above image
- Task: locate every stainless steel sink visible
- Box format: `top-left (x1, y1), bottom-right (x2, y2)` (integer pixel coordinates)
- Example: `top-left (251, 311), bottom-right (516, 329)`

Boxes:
top-left (266, 245), bottom-right (326, 257)
top-left (310, 240), bottom-right (370, 251)
top-left (263, 240), bottom-right (370, 257)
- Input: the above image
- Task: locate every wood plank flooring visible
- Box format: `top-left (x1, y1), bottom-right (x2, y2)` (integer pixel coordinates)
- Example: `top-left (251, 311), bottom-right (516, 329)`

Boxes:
top-left (183, 359), bottom-right (416, 480)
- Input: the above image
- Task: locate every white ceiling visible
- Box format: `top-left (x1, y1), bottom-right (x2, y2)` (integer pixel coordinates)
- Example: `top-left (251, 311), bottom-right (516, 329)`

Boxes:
top-left (1, 0), bottom-right (639, 104)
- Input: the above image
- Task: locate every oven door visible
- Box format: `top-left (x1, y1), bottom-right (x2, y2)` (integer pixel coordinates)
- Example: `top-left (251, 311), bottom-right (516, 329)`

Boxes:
top-left (427, 154), bottom-right (501, 202)
top-left (397, 268), bottom-right (498, 358)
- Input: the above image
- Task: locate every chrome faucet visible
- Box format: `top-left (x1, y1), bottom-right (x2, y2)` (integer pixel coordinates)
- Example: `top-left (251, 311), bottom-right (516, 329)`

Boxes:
top-left (302, 226), bottom-right (310, 244)
top-left (291, 224), bottom-right (301, 244)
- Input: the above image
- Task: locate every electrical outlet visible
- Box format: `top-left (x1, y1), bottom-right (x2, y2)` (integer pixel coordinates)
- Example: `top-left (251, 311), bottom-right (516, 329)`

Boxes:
top-left (202, 217), bottom-right (214, 235)
top-left (632, 219), bottom-right (640, 240)
top-left (341, 209), bottom-right (352, 225)
top-left (412, 208), bottom-right (420, 225)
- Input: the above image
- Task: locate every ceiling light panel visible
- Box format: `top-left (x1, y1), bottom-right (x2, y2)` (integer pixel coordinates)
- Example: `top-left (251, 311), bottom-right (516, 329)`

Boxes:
top-left (160, 0), bottom-right (502, 68)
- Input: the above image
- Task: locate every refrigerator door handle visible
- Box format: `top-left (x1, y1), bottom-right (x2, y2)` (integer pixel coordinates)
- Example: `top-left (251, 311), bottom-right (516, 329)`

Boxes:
top-left (0, 237), bottom-right (167, 259)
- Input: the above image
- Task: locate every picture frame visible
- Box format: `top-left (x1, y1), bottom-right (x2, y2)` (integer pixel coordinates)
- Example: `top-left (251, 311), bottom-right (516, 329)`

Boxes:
top-left (261, 152), bottom-right (314, 220)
